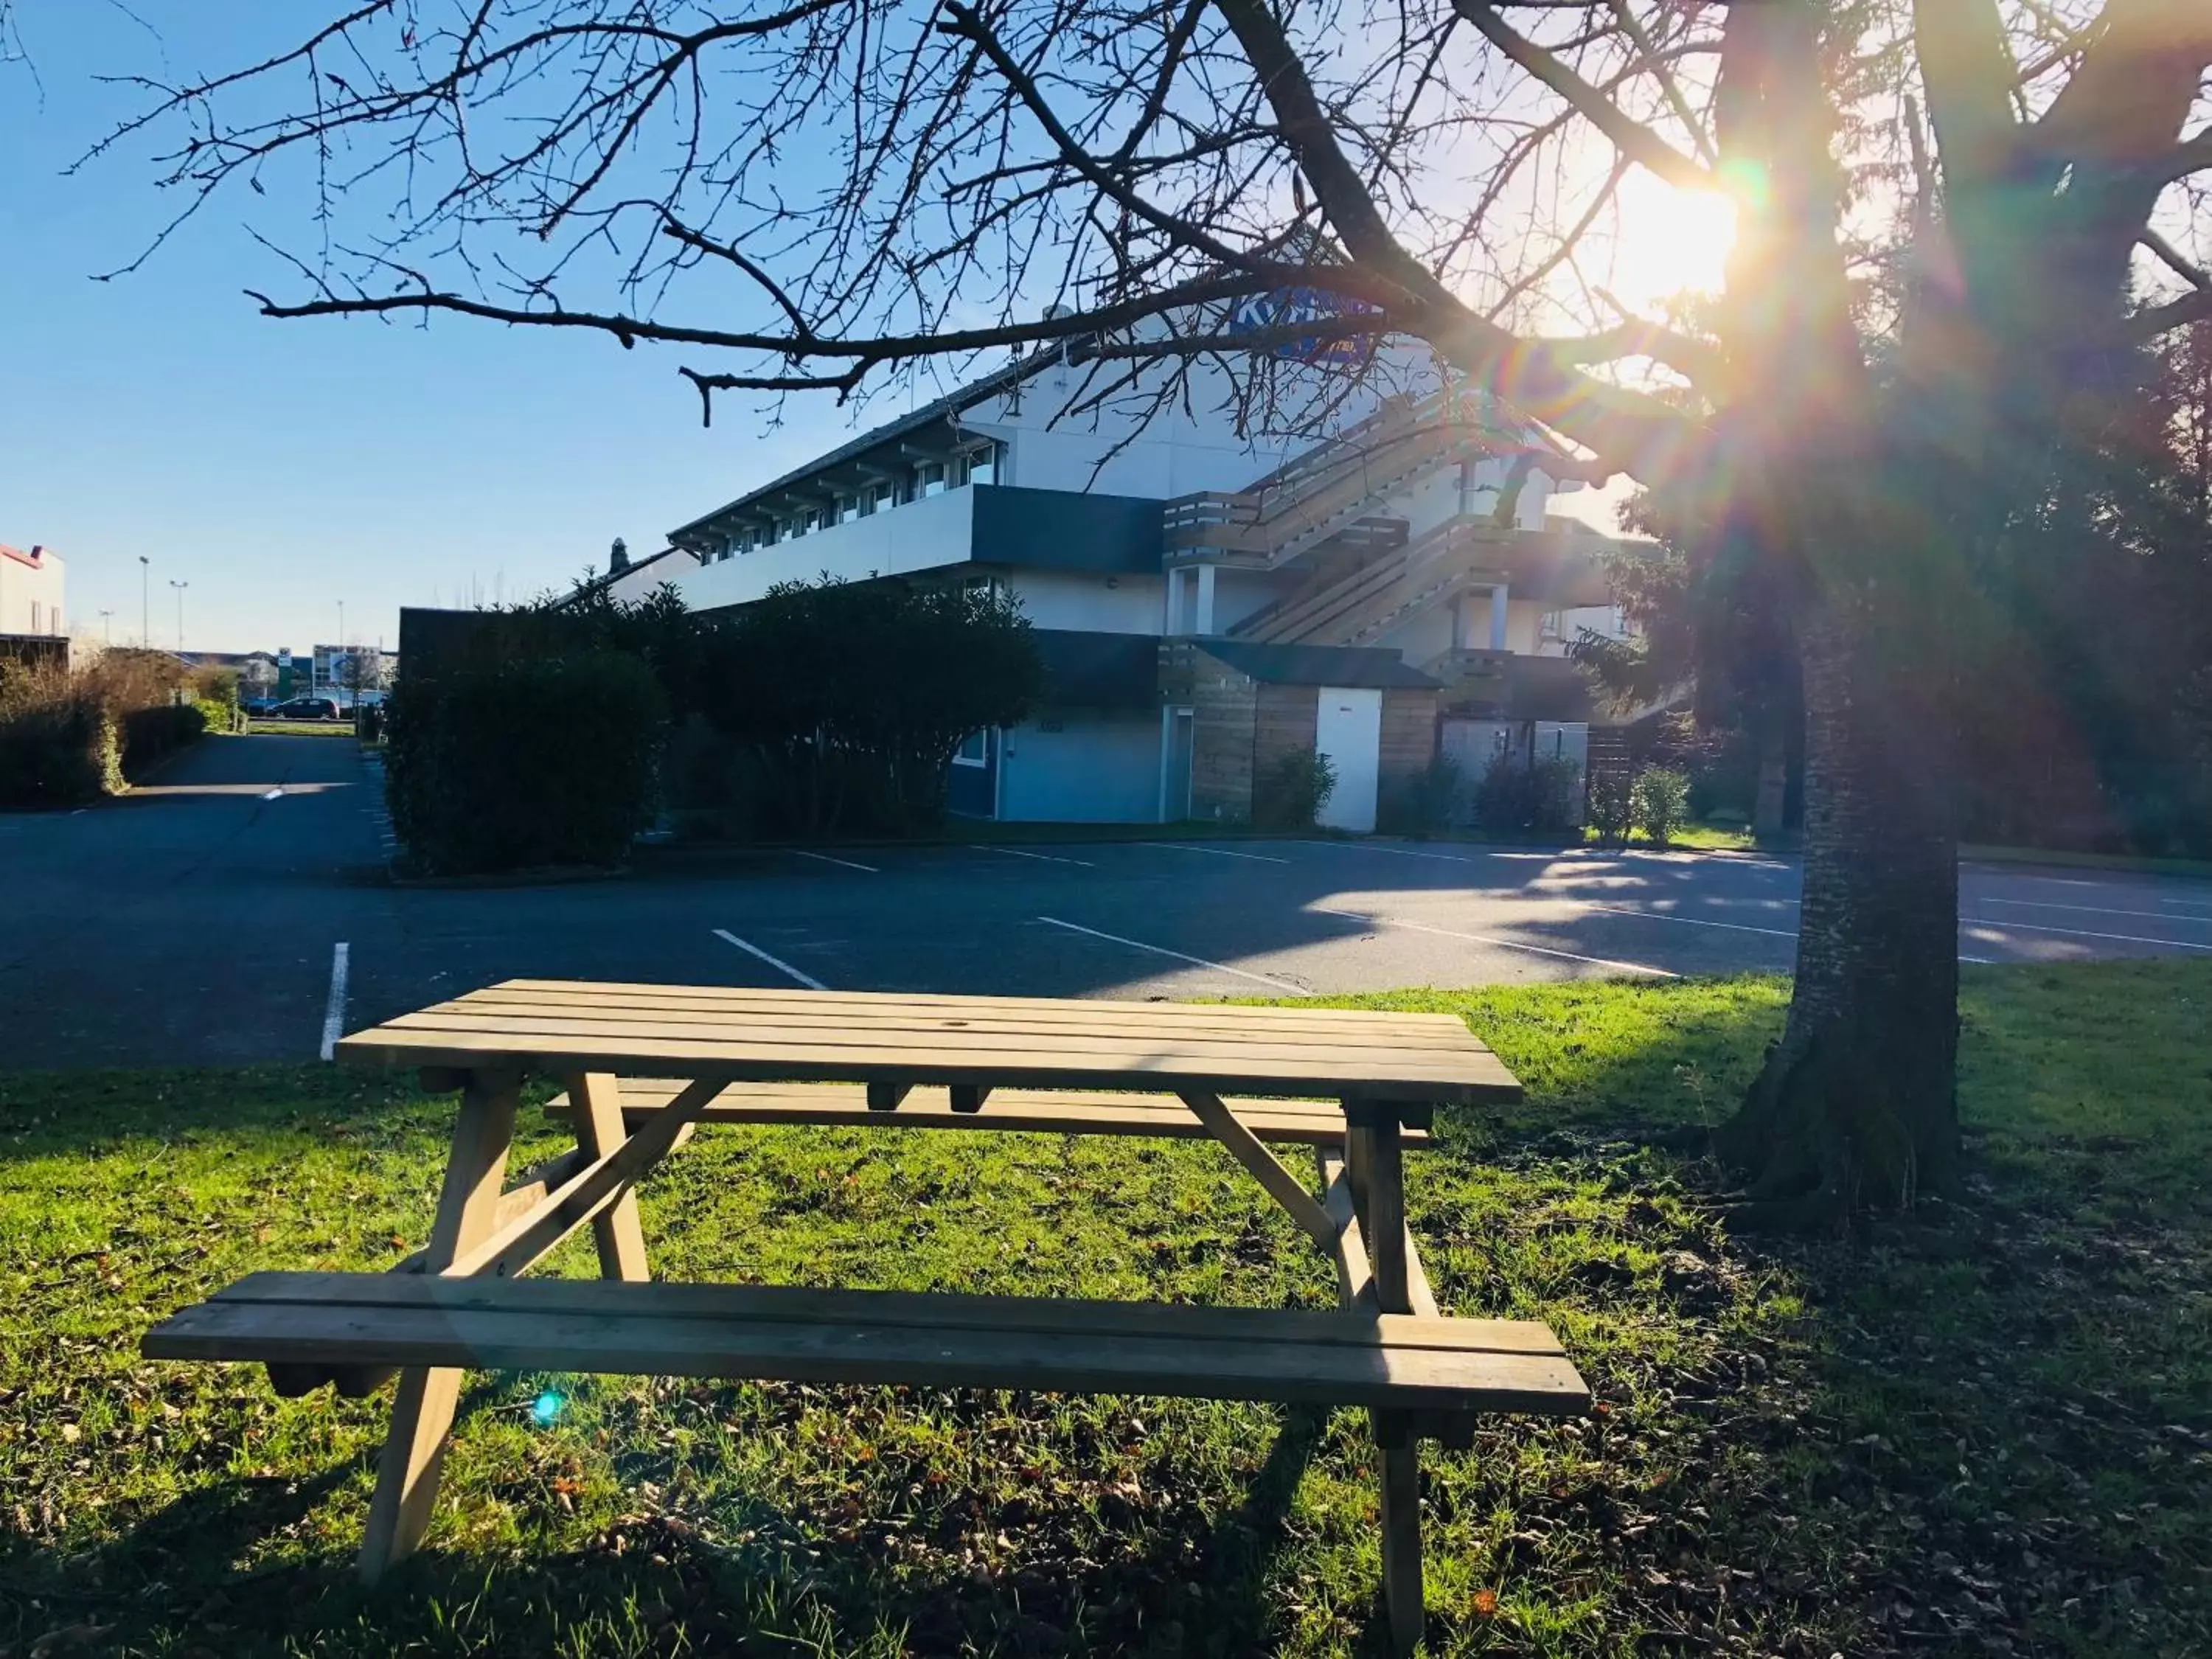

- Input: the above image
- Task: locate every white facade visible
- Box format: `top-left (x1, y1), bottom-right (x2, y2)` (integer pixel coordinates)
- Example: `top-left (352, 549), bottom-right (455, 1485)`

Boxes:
top-left (0, 543), bottom-right (66, 637)
top-left (601, 546), bottom-right (699, 607)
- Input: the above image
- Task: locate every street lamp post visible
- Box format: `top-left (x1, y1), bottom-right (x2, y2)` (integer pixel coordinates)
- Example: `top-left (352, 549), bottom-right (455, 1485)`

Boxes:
top-left (139, 556), bottom-right (150, 647)
top-left (99, 610), bottom-right (114, 645)
top-left (170, 580), bottom-right (189, 653)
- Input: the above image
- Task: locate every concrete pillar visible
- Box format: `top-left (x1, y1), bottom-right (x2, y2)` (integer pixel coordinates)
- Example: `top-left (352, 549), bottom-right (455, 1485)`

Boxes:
top-left (1195, 564), bottom-right (1218, 635)
top-left (1489, 582), bottom-right (1510, 651)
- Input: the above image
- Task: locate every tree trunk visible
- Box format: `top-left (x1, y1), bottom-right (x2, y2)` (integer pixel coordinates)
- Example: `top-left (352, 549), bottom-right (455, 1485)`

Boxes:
top-left (1720, 591), bottom-right (1961, 1220)
top-left (1751, 719), bottom-right (1789, 845)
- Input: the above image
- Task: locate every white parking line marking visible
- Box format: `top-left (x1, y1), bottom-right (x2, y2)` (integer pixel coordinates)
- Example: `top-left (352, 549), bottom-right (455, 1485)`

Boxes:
top-left (1579, 903), bottom-right (1798, 939)
top-left (2155, 895), bottom-right (2212, 911)
top-left (1313, 908), bottom-right (1677, 978)
top-left (1302, 841), bottom-right (1476, 863)
top-left (319, 942), bottom-right (350, 1061)
top-left (1037, 916), bottom-right (1308, 991)
top-left (1971, 895), bottom-right (2212, 923)
top-left (1957, 916), bottom-right (2212, 951)
top-left (971, 844), bottom-right (1095, 867)
top-left (714, 928), bottom-right (830, 991)
top-left (1153, 843), bottom-right (1292, 864)
top-left (790, 849), bottom-right (880, 874)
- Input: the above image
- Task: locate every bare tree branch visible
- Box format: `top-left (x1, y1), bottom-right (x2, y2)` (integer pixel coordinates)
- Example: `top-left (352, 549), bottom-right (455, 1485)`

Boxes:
top-left (1451, 0), bottom-right (1713, 192)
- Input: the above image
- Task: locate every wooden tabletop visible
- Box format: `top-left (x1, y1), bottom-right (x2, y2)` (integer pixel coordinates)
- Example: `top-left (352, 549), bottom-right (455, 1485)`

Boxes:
top-left (335, 979), bottom-right (1523, 1106)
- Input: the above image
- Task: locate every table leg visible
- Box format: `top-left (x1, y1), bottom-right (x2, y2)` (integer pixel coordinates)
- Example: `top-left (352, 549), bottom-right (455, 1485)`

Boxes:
top-left (359, 1068), bottom-right (520, 1584)
top-left (1349, 1110), bottom-right (1424, 1653)
top-left (568, 1073), bottom-right (652, 1283)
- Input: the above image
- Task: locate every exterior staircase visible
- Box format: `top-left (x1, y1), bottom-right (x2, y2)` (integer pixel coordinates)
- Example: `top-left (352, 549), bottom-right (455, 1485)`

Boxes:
top-left (1161, 389), bottom-right (1502, 571)
top-left (1232, 515), bottom-right (1523, 647)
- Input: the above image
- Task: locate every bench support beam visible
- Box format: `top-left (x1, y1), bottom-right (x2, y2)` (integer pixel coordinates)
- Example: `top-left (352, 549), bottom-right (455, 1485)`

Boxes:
top-left (1348, 1112), bottom-right (1426, 1654)
top-left (1179, 1091), bottom-right (1337, 1249)
top-left (568, 1073), bottom-right (652, 1283)
top-left (360, 1068), bottom-right (519, 1584)
top-left (448, 1077), bottom-right (721, 1281)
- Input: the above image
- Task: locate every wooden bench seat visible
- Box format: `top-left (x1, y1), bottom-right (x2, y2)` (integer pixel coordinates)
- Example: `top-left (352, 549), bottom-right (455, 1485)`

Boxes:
top-left (543, 1079), bottom-right (1431, 1147)
top-left (145, 1270), bottom-right (1588, 1419)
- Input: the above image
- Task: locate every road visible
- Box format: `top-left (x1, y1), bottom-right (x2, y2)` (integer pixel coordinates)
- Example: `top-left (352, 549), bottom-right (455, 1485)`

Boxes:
top-left (3, 734), bottom-right (2207, 1070)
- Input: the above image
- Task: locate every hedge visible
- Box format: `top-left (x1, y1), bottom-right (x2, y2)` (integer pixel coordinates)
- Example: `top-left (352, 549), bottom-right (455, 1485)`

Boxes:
top-left (0, 682), bottom-right (121, 807)
top-left (119, 704), bottom-right (208, 775)
top-left (384, 651), bottom-right (667, 875)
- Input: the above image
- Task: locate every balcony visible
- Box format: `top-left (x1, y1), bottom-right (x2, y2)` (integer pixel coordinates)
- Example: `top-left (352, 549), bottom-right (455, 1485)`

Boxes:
top-left (675, 484), bottom-right (1164, 613)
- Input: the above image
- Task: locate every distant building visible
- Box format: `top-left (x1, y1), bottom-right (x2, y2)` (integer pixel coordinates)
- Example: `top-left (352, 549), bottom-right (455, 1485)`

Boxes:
top-left (0, 543), bottom-right (66, 639)
top-left (175, 650), bottom-right (285, 695)
top-left (310, 644), bottom-right (399, 707)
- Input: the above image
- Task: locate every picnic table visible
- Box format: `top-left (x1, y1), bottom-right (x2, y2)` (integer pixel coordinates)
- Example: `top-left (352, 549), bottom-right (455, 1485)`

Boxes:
top-left (145, 978), bottom-right (1589, 1649)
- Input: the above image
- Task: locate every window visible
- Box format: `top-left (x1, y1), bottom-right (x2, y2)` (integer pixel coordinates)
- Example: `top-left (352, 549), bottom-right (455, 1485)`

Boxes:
top-left (838, 495), bottom-right (860, 525)
top-left (967, 442), bottom-right (999, 486)
top-left (953, 728), bottom-right (990, 766)
top-left (918, 461), bottom-right (947, 498)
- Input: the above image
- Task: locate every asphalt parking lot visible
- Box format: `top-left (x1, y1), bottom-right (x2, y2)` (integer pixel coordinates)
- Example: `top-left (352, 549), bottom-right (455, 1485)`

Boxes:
top-left (4, 734), bottom-right (2208, 1070)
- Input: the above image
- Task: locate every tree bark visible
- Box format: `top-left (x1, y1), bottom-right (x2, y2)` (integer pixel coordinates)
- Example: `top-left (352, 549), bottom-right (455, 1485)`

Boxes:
top-left (1721, 588), bottom-right (1961, 1219)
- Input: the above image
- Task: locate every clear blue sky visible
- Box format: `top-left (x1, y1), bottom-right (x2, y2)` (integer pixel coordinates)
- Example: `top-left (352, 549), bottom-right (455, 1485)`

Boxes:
top-left (0, 7), bottom-right (916, 655)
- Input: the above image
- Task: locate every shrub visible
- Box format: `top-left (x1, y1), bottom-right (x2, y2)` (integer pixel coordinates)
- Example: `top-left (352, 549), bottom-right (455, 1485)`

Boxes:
top-left (190, 667), bottom-right (244, 735)
top-left (119, 703), bottom-right (207, 773)
top-left (694, 576), bottom-right (1043, 835)
top-left (1253, 746), bottom-right (1338, 830)
top-left (0, 666), bottom-right (121, 807)
top-left (1587, 766), bottom-right (1635, 846)
top-left (385, 650), bottom-right (667, 875)
top-left (1472, 753), bottom-right (1580, 838)
top-left (1378, 754), bottom-right (1463, 836)
top-left (1631, 765), bottom-right (1692, 848)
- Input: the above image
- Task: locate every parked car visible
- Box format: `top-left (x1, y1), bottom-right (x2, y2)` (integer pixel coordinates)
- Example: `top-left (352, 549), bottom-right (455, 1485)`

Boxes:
top-left (266, 698), bottom-right (341, 721)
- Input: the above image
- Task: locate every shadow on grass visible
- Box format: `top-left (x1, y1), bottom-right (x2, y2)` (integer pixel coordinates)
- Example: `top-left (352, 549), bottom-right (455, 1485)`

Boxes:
top-left (5, 964), bottom-right (2208, 1656)
top-left (5, 1401), bottom-right (1334, 1658)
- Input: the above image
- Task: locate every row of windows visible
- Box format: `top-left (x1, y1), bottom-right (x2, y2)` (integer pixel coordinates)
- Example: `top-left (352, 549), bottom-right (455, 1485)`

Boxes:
top-left (699, 442), bottom-right (1001, 563)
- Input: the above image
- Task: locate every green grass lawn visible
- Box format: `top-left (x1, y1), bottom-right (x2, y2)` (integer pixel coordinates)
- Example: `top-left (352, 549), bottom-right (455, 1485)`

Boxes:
top-left (240, 720), bottom-right (358, 738)
top-left (3, 964), bottom-right (2205, 1656)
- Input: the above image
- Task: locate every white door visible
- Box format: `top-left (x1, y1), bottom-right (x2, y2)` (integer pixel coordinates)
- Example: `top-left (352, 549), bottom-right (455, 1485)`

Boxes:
top-left (1314, 686), bottom-right (1383, 833)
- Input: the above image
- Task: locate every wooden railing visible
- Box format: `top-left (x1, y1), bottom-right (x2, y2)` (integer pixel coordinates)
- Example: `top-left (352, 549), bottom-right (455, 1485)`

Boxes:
top-left (1161, 389), bottom-right (1504, 568)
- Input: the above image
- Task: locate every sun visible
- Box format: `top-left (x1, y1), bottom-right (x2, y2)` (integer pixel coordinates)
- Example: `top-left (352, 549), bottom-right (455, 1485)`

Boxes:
top-left (1606, 170), bottom-right (1738, 312)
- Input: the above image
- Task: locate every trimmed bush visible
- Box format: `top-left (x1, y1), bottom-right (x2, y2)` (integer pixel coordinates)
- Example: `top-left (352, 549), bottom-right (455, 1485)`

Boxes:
top-left (119, 703), bottom-right (208, 773)
top-left (1253, 747), bottom-right (1338, 830)
top-left (385, 651), bottom-right (667, 875)
top-left (1472, 753), bottom-right (1581, 838)
top-left (1378, 754), bottom-right (1463, 836)
top-left (0, 669), bottom-right (121, 807)
top-left (1631, 765), bottom-right (1693, 849)
top-left (693, 576), bottom-right (1043, 835)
